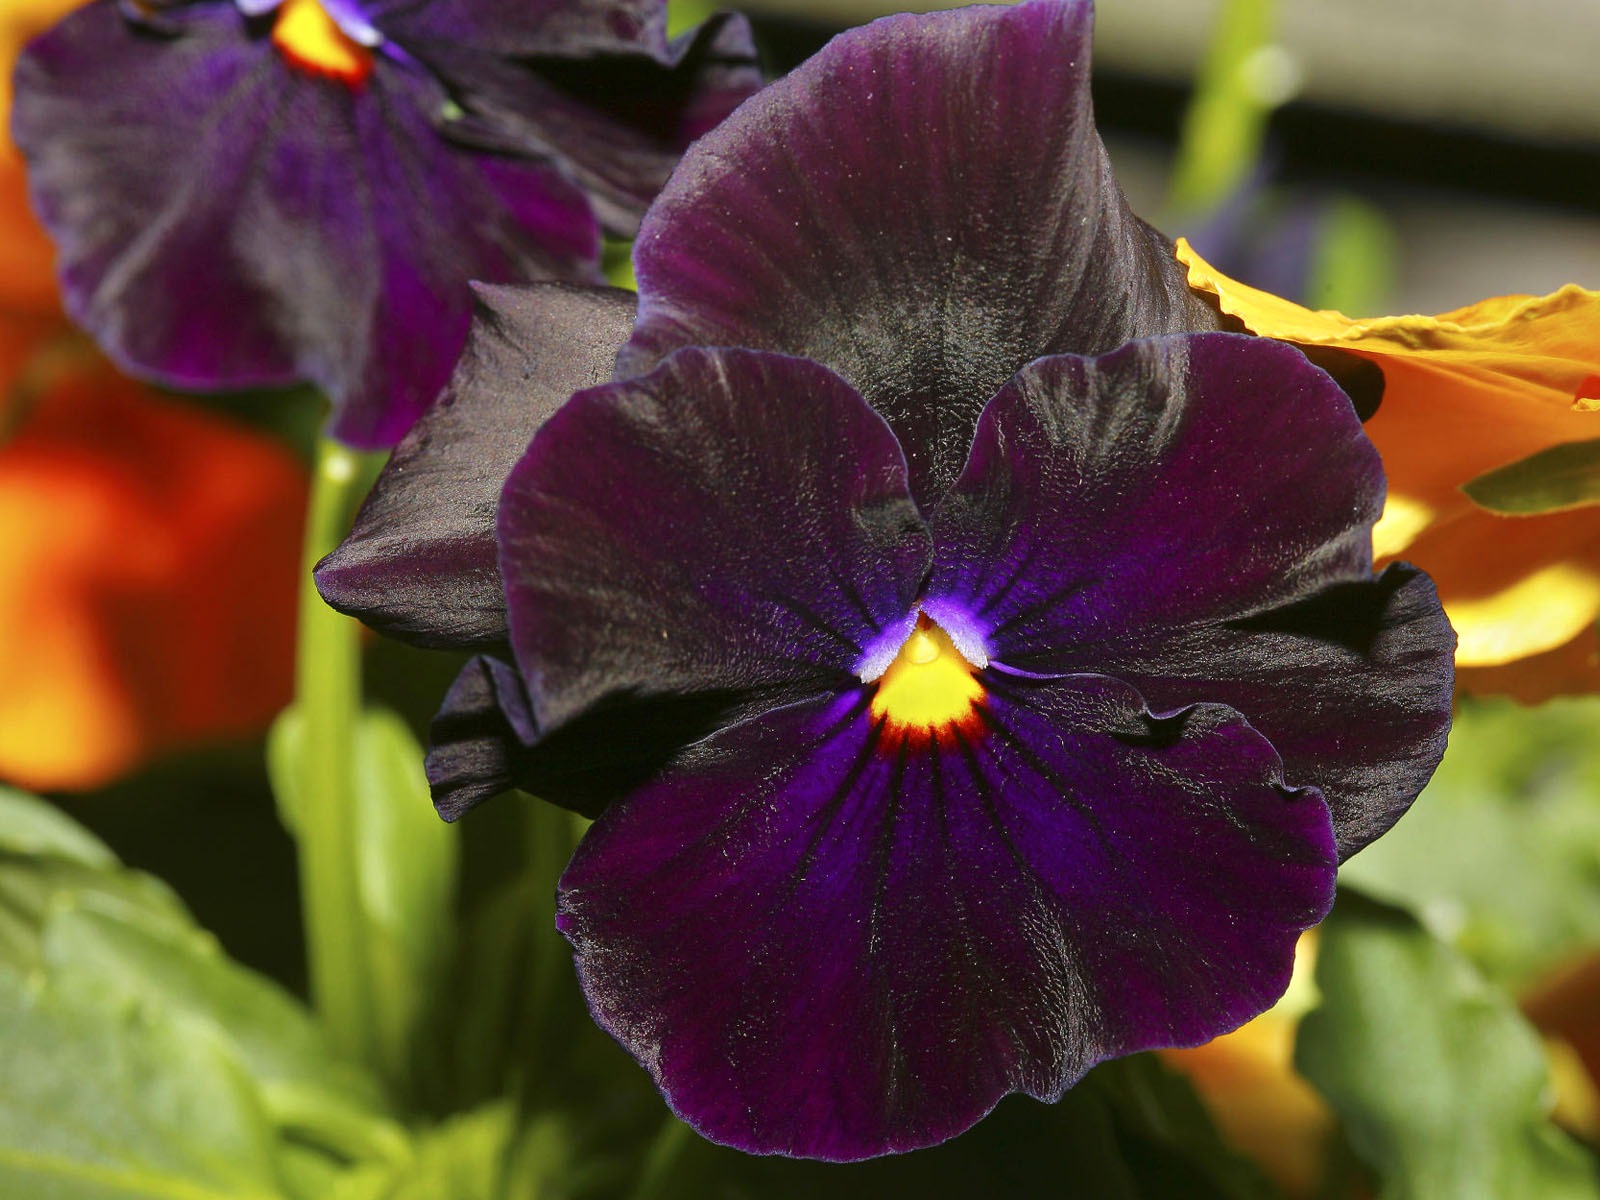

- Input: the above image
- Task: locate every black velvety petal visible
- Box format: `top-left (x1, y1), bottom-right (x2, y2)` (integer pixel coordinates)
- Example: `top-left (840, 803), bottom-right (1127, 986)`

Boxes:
top-left (316, 283), bottom-right (636, 649)
top-left (556, 678), bottom-right (1334, 1159)
top-left (498, 347), bottom-right (932, 735)
top-left (620, 0), bottom-right (1224, 500)
top-left (386, 8), bottom-right (764, 235)
top-left (928, 333), bottom-right (1455, 858)
top-left (12, 1), bottom-right (601, 449)
top-left (427, 653), bottom-right (542, 820)
top-left (1120, 563), bottom-right (1455, 860)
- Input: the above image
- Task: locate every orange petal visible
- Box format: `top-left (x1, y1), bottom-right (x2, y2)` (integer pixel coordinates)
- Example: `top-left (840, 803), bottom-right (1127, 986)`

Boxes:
top-left (0, 0), bottom-right (81, 315)
top-left (0, 336), bottom-right (307, 791)
top-left (1178, 239), bottom-right (1600, 697)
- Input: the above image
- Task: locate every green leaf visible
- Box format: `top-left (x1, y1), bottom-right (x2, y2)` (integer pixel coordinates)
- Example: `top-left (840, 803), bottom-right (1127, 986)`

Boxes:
top-left (1339, 695), bottom-right (1600, 989)
top-left (0, 792), bottom-right (190, 978)
top-left (1296, 891), bottom-right (1600, 1200)
top-left (41, 904), bottom-right (399, 1153)
top-left (1462, 437), bottom-right (1600, 516)
top-left (0, 786), bottom-right (117, 864)
top-left (0, 789), bottom-right (407, 1198)
top-left (0, 970), bottom-right (285, 1200)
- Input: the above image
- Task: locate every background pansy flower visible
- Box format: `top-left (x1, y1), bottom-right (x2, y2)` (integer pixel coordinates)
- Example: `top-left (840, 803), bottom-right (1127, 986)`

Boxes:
top-left (1181, 241), bottom-right (1600, 700)
top-left (10, 0), bottom-right (759, 448)
top-left (319, 0), bottom-right (1455, 1161)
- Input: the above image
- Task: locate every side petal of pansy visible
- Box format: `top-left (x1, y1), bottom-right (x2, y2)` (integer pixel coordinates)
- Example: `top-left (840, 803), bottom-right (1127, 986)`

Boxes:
top-left (385, 4), bottom-right (763, 235)
top-left (620, 0), bottom-right (1225, 501)
top-left (927, 334), bottom-right (1456, 858)
top-left (557, 679), bottom-right (1335, 1160)
top-left (498, 347), bottom-right (933, 737)
top-left (1179, 237), bottom-right (1600, 698)
top-left (315, 282), bottom-right (637, 649)
top-left (12, 0), bottom-right (601, 449)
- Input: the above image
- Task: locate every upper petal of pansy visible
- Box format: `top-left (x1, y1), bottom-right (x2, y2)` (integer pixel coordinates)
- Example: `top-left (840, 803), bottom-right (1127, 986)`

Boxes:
top-left (499, 346), bottom-right (932, 736)
top-left (557, 675), bottom-right (1335, 1160)
top-left (316, 282), bottom-right (636, 649)
top-left (620, 0), bottom-right (1224, 501)
top-left (927, 333), bottom-right (1455, 857)
top-left (12, 1), bottom-right (601, 449)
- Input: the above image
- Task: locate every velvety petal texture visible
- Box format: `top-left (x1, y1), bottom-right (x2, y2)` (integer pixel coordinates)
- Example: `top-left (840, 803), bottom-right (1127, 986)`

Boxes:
top-left (499, 347), bottom-right (932, 733)
top-left (928, 334), bottom-right (1455, 856)
top-left (315, 282), bottom-right (637, 648)
top-left (485, 328), bottom-right (1427, 1158)
top-left (559, 681), bottom-right (1335, 1161)
top-left (622, 0), bottom-right (1224, 498)
top-left (11, 0), bottom-right (758, 447)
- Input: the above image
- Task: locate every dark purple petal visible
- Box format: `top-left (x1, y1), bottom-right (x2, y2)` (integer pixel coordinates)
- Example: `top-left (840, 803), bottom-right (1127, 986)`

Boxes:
top-left (621, 0), bottom-right (1223, 500)
top-left (383, 10), bottom-right (763, 234)
top-left (557, 676), bottom-right (1335, 1160)
top-left (316, 283), bottom-right (636, 649)
top-left (929, 332), bottom-right (1454, 857)
top-left (499, 347), bottom-right (931, 733)
top-left (427, 653), bottom-right (542, 820)
top-left (12, 2), bottom-right (601, 448)
top-left (1122, 563), bottom-right (1454, 860)
top-left (364, 0), bottom-right (672, 60)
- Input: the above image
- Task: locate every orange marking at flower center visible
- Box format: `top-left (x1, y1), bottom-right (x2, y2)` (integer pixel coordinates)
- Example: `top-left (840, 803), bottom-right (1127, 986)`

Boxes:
top-left (272, 0), bottom-right (373, 86)
top-left (869, 615), bottom-right (985, 741)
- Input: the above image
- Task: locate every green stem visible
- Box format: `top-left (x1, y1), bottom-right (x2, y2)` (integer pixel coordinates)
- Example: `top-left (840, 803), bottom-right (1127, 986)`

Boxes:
top-left (293, 438), bottom-right (371, 1062)
top-left (1164, 0), bottom-right (1285, 219)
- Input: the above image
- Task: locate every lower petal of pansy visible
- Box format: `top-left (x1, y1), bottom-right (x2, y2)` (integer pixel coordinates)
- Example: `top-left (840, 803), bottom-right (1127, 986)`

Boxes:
top-left (12, 1), bottom-right (601, 449)
top-left (557, 676), bottom-right (1335, 1160)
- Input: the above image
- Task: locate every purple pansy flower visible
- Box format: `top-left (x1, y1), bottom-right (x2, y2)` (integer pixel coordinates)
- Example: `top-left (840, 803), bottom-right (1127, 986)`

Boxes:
top-left (10, 0), bottom-right (759, 447)
top-left (317, 0), bottom-right (1455, 1162)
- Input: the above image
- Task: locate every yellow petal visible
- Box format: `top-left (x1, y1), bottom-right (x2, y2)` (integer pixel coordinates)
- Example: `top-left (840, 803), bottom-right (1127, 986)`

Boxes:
top-left (1446, 561), bottom-right (1600, 667)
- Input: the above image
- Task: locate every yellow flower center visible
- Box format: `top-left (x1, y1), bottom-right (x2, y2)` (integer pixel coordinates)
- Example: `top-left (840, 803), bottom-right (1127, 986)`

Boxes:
top-left (869, 615), bottom-right (985, 740)
top-left (272, 0), bottom-right (374, 86)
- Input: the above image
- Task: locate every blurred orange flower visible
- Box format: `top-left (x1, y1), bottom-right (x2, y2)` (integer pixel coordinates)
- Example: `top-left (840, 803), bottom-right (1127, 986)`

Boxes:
top-left (1179, 240), bottom-right (1600, 701)
top-left (2, 0), bottom-right (307, 791)
top-left (0, 340), bottom-right (307, 791)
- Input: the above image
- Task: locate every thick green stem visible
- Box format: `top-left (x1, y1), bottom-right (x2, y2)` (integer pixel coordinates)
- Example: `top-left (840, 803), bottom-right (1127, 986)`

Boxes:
top-left (1165, 0), bottom-right (1285, 219)
top-left (292, 438), bottom-right (371, 1062)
